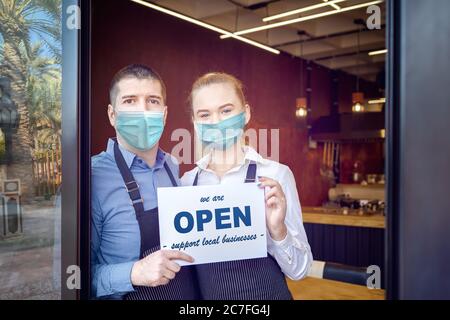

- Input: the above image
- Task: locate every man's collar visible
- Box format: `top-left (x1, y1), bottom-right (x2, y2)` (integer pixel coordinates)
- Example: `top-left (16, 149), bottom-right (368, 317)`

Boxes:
top-left (106, 138), bottom-right (167, 169)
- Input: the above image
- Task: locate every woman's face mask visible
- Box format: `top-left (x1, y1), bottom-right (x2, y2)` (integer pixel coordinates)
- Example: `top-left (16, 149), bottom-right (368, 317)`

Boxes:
top-left (195, 112), bottom-right (246, 150)
top-left (115, 110), bottom-right (165, 151)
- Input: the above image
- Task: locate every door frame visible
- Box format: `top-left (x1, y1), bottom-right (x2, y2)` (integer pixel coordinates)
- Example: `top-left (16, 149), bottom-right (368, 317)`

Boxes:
top-left (61, 0), bottom-right (91, 300)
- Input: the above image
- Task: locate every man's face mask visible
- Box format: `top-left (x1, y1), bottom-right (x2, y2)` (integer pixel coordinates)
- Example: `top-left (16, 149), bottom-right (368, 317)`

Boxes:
top-left (195, 112), bottom-right (246, 150)
top-left (115, 110), bottom-right (164, 151)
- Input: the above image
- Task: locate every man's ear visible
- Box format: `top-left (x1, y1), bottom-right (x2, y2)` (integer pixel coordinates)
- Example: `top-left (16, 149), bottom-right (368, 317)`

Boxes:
top-left (163, 106), bottom-right (168, 126)
top-left (244, 104), bottom-right (251, 125)
top-left (107, 104), bottom-right (116, 128)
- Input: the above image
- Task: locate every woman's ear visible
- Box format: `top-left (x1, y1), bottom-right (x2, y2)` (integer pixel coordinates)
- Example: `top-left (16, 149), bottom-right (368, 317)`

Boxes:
top-left (244, 103), bottom-right (251, 125)
top-left (107, 104), bottom-right (116, 128)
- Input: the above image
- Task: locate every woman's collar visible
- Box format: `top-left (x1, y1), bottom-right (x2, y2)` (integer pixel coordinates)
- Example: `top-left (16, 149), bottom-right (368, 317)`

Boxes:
top-left (195, 145), bottom-right (267, 171)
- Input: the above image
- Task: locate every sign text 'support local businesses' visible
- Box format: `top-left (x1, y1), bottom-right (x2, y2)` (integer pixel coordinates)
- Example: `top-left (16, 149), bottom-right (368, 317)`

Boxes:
top-left (157, 183), bottom-right (267, 265)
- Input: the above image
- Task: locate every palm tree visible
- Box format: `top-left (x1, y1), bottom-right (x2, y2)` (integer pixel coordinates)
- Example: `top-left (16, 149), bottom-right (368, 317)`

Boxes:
top-left (26, 42), bottom-right (61, 153)
top-left (0, 0), bottom-right (61, 199)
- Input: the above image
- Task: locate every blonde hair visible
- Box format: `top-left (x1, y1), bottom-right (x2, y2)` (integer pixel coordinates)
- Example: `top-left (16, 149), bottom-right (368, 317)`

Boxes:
top-left (188, 72), bottom-right (247, 112)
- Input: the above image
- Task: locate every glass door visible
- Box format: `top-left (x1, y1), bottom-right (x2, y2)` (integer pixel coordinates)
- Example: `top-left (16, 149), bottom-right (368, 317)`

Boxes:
top-left (0, 0), bottom-right (90, 300)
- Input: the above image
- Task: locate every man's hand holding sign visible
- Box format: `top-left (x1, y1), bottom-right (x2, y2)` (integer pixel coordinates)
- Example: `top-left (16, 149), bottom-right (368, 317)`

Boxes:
top-left (130, 249), bottom-right (193, 287)
top-left (157, 177), bottom-right (287, 266)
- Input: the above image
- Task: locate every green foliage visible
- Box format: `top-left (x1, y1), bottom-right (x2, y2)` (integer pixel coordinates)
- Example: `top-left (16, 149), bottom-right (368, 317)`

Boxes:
top-left (24, 42), bottom-right (61, 153)
top-left (0, 0), bottom-right (62, 63)
top-left (0, 131), bottom-right (5, 162)
top-left (0, 0), bottom-right (62, 156)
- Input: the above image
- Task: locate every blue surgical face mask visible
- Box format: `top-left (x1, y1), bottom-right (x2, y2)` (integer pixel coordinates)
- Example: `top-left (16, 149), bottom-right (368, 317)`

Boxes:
top-left (115, 110), bottom-right (165, 151)
top-left (195, 112), bottom-right (246, 150)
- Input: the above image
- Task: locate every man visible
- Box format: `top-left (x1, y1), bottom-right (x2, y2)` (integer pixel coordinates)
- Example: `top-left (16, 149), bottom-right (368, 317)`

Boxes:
top-left (91, 64), bottom-right (200, 299)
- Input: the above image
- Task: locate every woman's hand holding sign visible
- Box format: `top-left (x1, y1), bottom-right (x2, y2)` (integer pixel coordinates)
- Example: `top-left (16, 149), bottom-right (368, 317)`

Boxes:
top-left (258, 176), bottom-right (288, 241)
top-left (131, 250), bottom-right (194, 287)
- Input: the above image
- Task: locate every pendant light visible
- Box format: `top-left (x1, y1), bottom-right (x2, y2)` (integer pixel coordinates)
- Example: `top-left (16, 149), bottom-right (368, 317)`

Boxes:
top-left (296, 36), bottom-right (308, 118)
top-left (352, 23), bottom-right (365, 113)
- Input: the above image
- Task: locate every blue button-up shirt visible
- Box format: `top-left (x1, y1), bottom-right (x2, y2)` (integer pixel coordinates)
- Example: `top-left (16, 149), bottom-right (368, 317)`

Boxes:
top-left (90, 138), bottom-right (180, 298)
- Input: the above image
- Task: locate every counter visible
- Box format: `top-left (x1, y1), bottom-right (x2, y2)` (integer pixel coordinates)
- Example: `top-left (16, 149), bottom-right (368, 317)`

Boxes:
top-left (287, 277), bottom-right (385, 300)
top-left (302, 207), bottom-right (385, 229)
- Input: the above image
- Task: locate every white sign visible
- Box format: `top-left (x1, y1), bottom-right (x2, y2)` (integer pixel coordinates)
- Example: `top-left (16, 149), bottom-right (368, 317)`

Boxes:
top-left (157, 183), bottom-right (267, 266)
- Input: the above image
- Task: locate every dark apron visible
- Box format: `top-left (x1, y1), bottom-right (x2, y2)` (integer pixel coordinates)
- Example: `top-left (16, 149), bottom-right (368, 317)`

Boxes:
top-left (113, 140), bottom-right (200, 300)
top-left (193, 161), bottom-right (293, 300)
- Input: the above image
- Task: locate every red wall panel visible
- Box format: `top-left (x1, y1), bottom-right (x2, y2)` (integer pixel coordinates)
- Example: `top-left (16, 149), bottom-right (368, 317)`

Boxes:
top-left (91, 0), bottom-right (382, 206)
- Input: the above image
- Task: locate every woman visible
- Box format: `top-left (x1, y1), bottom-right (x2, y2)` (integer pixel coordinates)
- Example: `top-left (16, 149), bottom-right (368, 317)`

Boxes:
top-left (181, 72), bottom-right (313, 300)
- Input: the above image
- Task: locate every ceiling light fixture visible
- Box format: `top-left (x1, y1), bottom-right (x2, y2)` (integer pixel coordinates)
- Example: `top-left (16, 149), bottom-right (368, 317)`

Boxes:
top-left (262, 0), bottom-right (347, 22)
top-left (368, 49), bottom-right (388, 56)
top-left (323, 0), bottom-right (342, 11)
top-left (368, 98), bottom-right (386, 104)
top-left (221, 0), bottom-right (384, 39)
top-left (130, 0), bottom-right (280, 54)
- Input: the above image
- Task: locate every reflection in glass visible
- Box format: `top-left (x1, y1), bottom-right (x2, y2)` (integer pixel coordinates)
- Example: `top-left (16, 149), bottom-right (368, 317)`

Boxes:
top-left (0, 0), bottom-right (61, 300)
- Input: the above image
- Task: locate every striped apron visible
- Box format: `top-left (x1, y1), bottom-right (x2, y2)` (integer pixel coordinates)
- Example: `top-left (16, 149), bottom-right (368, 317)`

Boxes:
top-left (192, 161), bottom-right (293, 300)
top-left (113, 140), bottom-right (201, 300)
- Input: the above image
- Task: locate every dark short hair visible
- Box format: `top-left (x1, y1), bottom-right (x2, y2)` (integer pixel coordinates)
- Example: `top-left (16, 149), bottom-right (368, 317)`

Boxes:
top-left (109, 64), bottom-right (167, 105)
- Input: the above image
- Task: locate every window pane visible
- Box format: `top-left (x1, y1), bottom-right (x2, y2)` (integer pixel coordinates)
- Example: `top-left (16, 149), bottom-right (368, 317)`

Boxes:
top-left (0, 0), bottom-right (62, 300)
